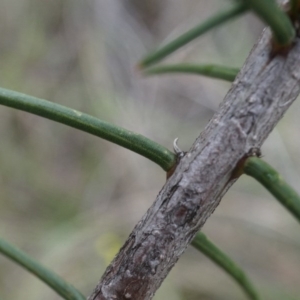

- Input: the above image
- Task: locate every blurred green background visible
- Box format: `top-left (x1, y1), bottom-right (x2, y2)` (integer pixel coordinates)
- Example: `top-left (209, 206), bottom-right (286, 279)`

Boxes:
top-left (0, 0), bottom-right (300, 299)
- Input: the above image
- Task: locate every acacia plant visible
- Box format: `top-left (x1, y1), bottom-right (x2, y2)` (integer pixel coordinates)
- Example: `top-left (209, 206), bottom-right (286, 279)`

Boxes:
top-left (1, 0), bottom-right (300, 299)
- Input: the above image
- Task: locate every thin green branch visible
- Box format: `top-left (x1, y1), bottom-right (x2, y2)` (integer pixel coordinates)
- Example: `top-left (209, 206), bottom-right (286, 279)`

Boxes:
top-left (243, 0), bottom-right (295, 46)
top-left (144, 64), bottom-right (239, 82)
top-left (0, 237), bottom-right (85, 300)
top-left (191, 232), bottom-right (261, 300)
top-left (0, 87), bottom-right (176, 172)
top-left (139, 2), bottom-right (247, 68)
top-left (244, 157), bottom-right (300, 223)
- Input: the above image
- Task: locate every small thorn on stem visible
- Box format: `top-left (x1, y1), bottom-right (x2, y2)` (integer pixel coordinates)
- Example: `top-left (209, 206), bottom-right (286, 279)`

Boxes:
top-left (173, 138), bottom-right (185, 159)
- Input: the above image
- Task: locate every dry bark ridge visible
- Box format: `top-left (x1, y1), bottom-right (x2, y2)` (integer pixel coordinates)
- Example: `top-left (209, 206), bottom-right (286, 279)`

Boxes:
top-left (88, 27), bottom-right (300, 300)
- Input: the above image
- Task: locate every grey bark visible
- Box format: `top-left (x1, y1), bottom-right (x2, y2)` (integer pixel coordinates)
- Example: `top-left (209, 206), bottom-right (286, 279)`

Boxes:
top-left (88, 26), bottom-right (300, 300)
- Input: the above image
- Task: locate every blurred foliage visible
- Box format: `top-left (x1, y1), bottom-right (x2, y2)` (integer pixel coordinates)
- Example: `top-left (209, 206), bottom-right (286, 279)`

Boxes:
top-left (0, 0), bottom-right (300, 299)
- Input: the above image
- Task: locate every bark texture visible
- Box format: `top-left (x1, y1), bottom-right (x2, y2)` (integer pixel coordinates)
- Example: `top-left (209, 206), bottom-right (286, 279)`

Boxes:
top-left (88, 26), bottom-right (300, 300)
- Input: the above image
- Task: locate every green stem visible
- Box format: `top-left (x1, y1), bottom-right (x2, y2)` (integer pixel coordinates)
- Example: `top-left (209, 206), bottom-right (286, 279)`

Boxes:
top-left (244, 157), bottom-right (300, 223)
top-left (139, 2), bottom-right (247, 68)
top-left (144, 64), bottom-right (239, 82)
top-left (0, 238), bottom-right (85, 300)
top-left (243, 0), bottom-right (295, 46)
top-left (191, 232), bottom-right (261, 300)
top-left (0, 87), bottom-right (176, 172)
